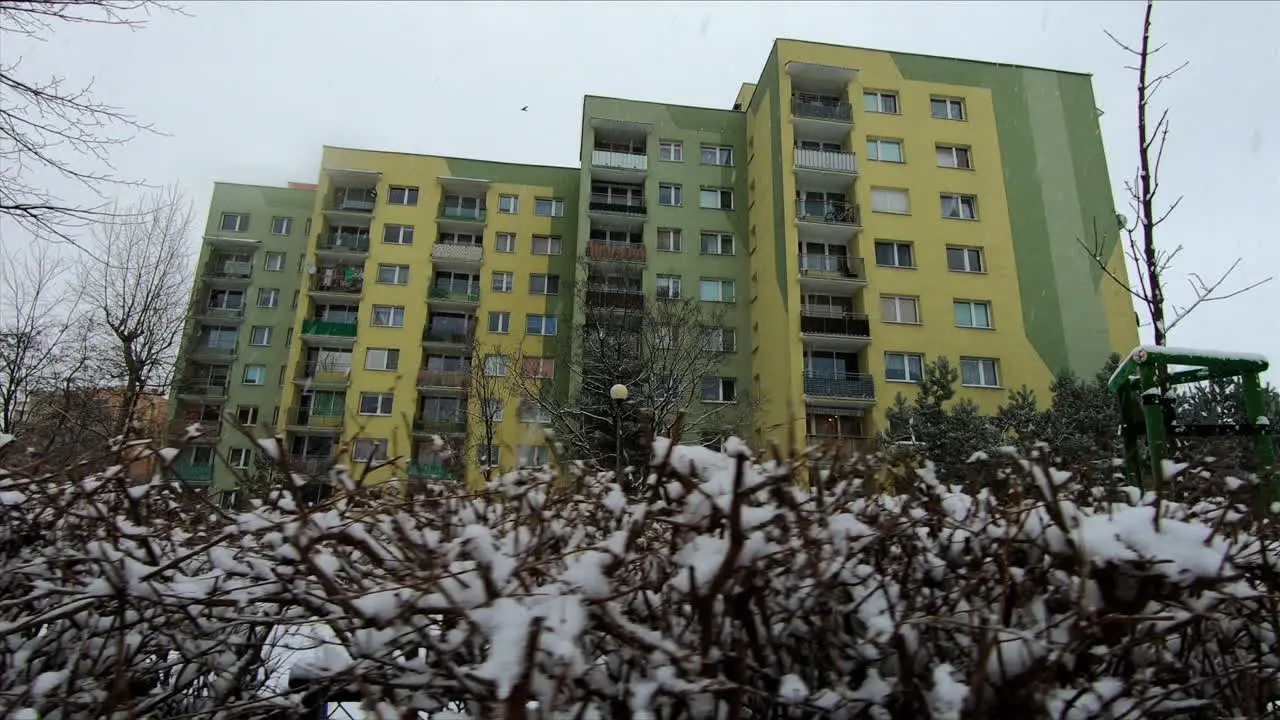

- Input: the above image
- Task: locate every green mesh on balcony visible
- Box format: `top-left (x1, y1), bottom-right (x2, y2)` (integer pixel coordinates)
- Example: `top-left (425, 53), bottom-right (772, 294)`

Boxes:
top-left (302, 319), bottom-right (357, 338)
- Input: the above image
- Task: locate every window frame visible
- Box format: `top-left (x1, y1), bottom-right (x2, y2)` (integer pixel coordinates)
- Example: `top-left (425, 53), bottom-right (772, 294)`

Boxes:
top-left (703, 327), bottom-right (737, 353)
top-left (941, 193), bottom-right (979, 220)
top-left (931, 97), bottom-right (967, 121)
top-left (528, 273), bottom-right (560, 295)
top-left (495, 232), bottom-right (516, 253)
top-left (873, 241), bottom-right (915, 269)
top-left (488, 311), bottom-right (511, 334)
top-left (491, 271), bottom-right (514, 293)
top-left (946, 246), bottom-right (986, 273)
top-left (884, 352), bottom-right (925, 383)
top-left (376, 264), bottom-right (410, 285)
top-left (954, 300), bottom-right (994, 329)
top-left (863, 90), bottom-right (900, 114)
top-left (935, 144), bottom-right (973, 169)
top-left (960, 357), bottom-right (1001, 388)
top-left (235, 405), bottom-right (259, 425)
top-left (352, 439), bottom-right (388, 463)
top-left (228, 447), bottom-right (252, 470)
top-left (533, 197), bottom-right (565, 217)
top-left (698, 187), bottom-right (734, 210)
top-left (358, 392), bottom-right (395, 417)
top-left (248, 326), bottom-right (273, 347)
top-left (699, 232), bottom-right (735, 256)
top-left (270, 216), bottom-right (292, 236)
top-left (497, 194), bottom-right (520, 214)
top-left (656, 274), bottom-right (682, 300)
top-left (700, 376), bottom-right (738, 403)
top-left (531, 235), bottom-right (562, 256)
top-left (658, 183), bottom-right (683, 207)
top-left (264, 252), bottom-right (285, 272)
top-left (525, 314), bottom-right (558, 337)
top-left (483, 355), bottom-right (508, 377)
top-left (658, 140), bottom-right (683, 162)
top-left (699, 278), bottom-right (736, 303)
top-left (364, 347), bottom-right (400, 371)
top-left (257, 288), bottom-right (280, 308)
top-left (866, 138), bottom-right (905, 163)
top-left (699, 144), bottom-right (734, 166)
top-left (880, 294), bottom-right (921, 324)
top-left (220, 213), bottom-right (249, 232)
top-left (242, 364), bottom-right (266, 385)
top-left (870, 187), bottom-right (910, 215)
top-left (387, 186), bottom-right (420, 206)
top-left (657, 227), bottom-right (683, 252)
top-left (383, 224), bottom-right (415, 245)
top-left (370, 305), bottom-right (406, 328)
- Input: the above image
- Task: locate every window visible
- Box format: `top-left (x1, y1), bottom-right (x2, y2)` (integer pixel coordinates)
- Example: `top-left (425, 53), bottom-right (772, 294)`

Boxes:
top-left (376, 264), bottom-right (409, 285)
top-left (517, 445), bottom-right (551, 467)
top-left (954, 300), bottom-right (993, 329)
top-left (658, 184), bottom-right (683, 207)
top-left (700, 232), bottom-right (735, 256)
top-left (249, 326), bottom-right (273, 346)
top-left (371, 305), bottom-right (405, 328)
top-left (936, 145), bottom-right (973, 169)
top-left (659, 141), bottom-right (683, 162)
top-left (532, 235), bottom-right (562, 255)
top-left (365, 348), bottom-right (400, 371)
top-left (242, 364), bottom-right (266, 385)
top-left (522, 357), bottom-right (555, 378)
top-left (699, 187), bottom-right (733, 210)
top-left (961, 358), bottom-right (1000, 388)
top-left (699, 279), bottom-right (735, 303)
top-left (656, 275), bottom-right (682, 299)
top-left (866, 138), bottom-right (904, 163)
top-left (488, 311), bottom-right (510, 333)
top-left (657, 228), bottom-right (683, 252)
top-left (871, 188), bottom-right (910, 214)
top-left (257, 288), bottom-right (280, 308)
top-left (235, 405), bottom-right (259, 425)
top-left (495, 232), bottom-right (516, 253)
top-left (947, 246), bottom-right (985, 273)
top-left (529, 274), bottom-right (560, 295)
top-left (480, 445), bottom-right (501, 465)
top-left (388, 186), bottom-right (419, 206)
top-left (881, 295), bottom-right (920, 324)
top-left (701, 377), bottom-right (737, 403)
top-left (931, 97), bottom-right (966, 121)
top-left (885, 352), bottom-right (925, 383)
top-left (700, 144), bottom-right (733, 166)
top-left (941, 194), bottom-right (979, 220)
top-left (383, 224), bottom-right (414, 245)
top-left (264, 252), bottom-right (285, 271)
top-left (526, 314), bottom-right (558, 336)
top-left (492, 271), bottom-right (513, 293)
top-left (270, 216), bottom-right (292, 235)
top-left (498, 194), bottom-right (519, 214)
top-left (484, 355), bottom-right (507, 377)
top-left (874, 241), bottom-right (914, 268)
top-left (352, 439), bottom-right (388, 463)
top-left (703, 327), bottom-right (737, 353)
top-left (220, 213), bottom-right (249, 232)
top-left (534, 197), bottom-right (564, 217)
top-left (863, 91), bottom-right (899, 114)
top-left (359, 392), bottom-right (394, 416)
top-left (519, 402), bottom-right (552, 424)
top-left (483, 399), bottom-right (505, 423)
top-left (228, 447), bottom-right (252, 470)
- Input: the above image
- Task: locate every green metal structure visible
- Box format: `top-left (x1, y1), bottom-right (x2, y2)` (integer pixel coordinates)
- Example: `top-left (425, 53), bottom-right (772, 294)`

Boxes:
top-left (1108, 346), bottom-right (1275, 495)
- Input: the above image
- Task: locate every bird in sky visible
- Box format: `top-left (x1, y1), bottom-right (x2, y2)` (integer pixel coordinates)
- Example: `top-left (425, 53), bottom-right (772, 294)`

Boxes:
top-left (521, 106), bottom-right (529, 112)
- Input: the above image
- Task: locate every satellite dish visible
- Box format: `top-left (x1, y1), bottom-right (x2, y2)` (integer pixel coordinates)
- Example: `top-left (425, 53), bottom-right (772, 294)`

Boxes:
top-left (306, 263), bottom-right (317, 275)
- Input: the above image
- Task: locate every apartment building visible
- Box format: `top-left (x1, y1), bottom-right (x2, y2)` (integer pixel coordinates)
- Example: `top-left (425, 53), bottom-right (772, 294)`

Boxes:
top-left (169, 39), bottom-right (1137, 497)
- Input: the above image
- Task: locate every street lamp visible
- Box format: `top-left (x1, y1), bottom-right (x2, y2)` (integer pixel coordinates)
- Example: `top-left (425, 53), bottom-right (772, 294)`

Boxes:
top-left (610, 384), bottom-right (628, 479)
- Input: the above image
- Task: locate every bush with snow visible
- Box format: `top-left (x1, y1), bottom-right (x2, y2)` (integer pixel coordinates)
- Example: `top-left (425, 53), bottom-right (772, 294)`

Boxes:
top-left (0, 437), bottom-right (1277, 718)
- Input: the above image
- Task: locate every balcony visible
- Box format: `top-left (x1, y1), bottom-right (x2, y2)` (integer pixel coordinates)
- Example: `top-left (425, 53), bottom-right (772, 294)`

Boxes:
top-left (803, 371), bottom-right (876, 405)
top-left (309, 269), bottom-right (364, 301)
top-left (200, 305), bottom-right (245, 323)
top-left (798, 254), bottom-right (868, 293)
top-left (176, 382), bottom-right (228, 402)
top-left (590, 149), bottom-right (648, 183)
top-left (800, 311), bottom-right (872, 349)
top-left (806, 435), bottom-right (871, 456)
top-left (585, 288), bottom-right (645, 310)
top-left (168, 418), bottom-right (221, 443)
top-left (588, 194), bottom-right (646, 219)
top-left (203, 262), bottom-right (253, 287)
top-left (285, 406), bottom-right (344, 434)
top-left (413, 419), bottom-right (467, 437)
top-left (316, 232), bottom-right (370, 259)
top-left (792, 98), bottom-right (853, 124)
top-left (294, 361), bottom-right (351, 389)
top-left (431, 242), bottom-right (483, 269)
top-left (172, 463), bottom-right (214, 483)
top-left (189, 344), bottom-right (237, 363)
top-left (794, 148), bottom-right (858, 192)
top-left (301, 319), bottom-right (358, 347)
top-left (795, 199), bottom-right (862, 242)
top-left (417, 369), bottom-right (470, 392)
top-left (437, 204), bottom-right (487, 236)
top-left (407, 460), bottom-right (455, 482)
top-left (586, 240), bottom-right (646, 264)
top-left (421, 327), bottom-right (474, 349)
top-left (428, 285), bottom-right (481, 310)
top-left (323, 185), bottom-right (377, 224)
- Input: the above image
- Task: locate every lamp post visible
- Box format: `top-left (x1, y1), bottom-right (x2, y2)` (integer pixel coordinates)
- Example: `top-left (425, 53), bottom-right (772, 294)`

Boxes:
top-left (609, 383), bottom-right (629, 479)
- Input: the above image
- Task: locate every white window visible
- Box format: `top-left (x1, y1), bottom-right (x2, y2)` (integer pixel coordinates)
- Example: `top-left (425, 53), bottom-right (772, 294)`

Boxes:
top-left (699, 279), bottom-right (735, 303)
top-left (376, 264), bottom-right (409, 285)
top-left (947, 246), bottom-right (985, 273)
top-left (874, 241), bottom-right (914, 268)
top-left (270, 216), bottom-right (292, 235)
top-left (534, 197), bottom-right (564, 217)
top-left (954, 300), bottom-right (993, 329)
top-left (532, 235), bottom-right (562, 255)
top-left (495, 232), bottom-right (516, 253)
top-left (228, 447), bottom-right (252, 469)
top-left (699, 232), bottom-right (734, 256)
top-left (881, 295), bottom-right (920, 324)
top-left (866, 138), bottom-right (904, 163)
top-left (941, 194), bottom-right (979, 220)
top-left (352, 439), bottom-right (388, 463)
top-left (498, 194), bottom-right (519, 213)
top-left (235, 405), bottom-right (259, 425)
top-left (936, 145), bottom-right (972, 169)
top-left (656, 275), bottom-right (682, 299)
top-left (871, 187), bottom-right (910, 214)
top-left (264, 252), bottom-right (285, 271)
top-left (220, 213), bottom-right (249, 232)
top-left (519, 402), bottom-right (552, 424)
top-left (483, 398), bottom-right (504, 423)
top-left (700, 144), bottom-right (733, 166)
top-left (526, 314), bottom-right (558, 336)
top-left (488, 311), bottom-right (510, 333)
top-left (529, 274), bottom-right (560, 295)
top-left (522, 357), bottom-right (555, 378)
top-left (242, 364), bottom-right (266, 385)
top-left (483, 355), bottom-right (507, 377)
top-left (249, 326), bottom-right (273, 346)
top-left (365, 348), bottom-right (400, 371)
top-left (885, 352), bottom-right (924, 383)
top-left (659, 141), bottom-right (683, 162)
top-left (931, 97), bottom-right (966, 121)
top-left (863, 91), bottom-right (899, 114)
top-left (492, 271), bottom-right (513, 293)
top-left (371, 305), bottom-right (405, 328)
top-left (658, 184), bottom-right (682, 207)
top-left (701, 377), bottom-right (737, 403)
top-left (703, 327), bottom-right (736, 353)
top-left (388, 186), bottom-right (419, 206)
top-left (517, 445), bottom-right (551, 467)
top-left (257, 288), bottom-right (280, 308)
top-left (480, 445), bottom-right (500, 465)
top-left (960, 358), bottom-right (1000, 388)
top-left (359, 392), bottom-right (395, 416)
top-left (699, 187), bottom-right (733, 210)
top-left (383, 224), bottom-right (414, 245)
top-left (657, 228), bottom-right (683, 252)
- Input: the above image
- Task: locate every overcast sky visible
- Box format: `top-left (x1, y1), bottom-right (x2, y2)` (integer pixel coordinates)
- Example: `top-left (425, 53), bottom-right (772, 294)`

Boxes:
top-left (4, 0), bottom-right (1278, 371)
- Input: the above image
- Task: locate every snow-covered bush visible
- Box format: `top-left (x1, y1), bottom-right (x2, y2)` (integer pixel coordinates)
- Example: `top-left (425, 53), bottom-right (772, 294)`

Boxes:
top-left (0, 436), bottom-right (1277, 718)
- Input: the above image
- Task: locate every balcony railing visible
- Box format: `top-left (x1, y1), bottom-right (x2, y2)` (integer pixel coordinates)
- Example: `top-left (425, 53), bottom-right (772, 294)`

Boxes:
top-left (418, 369), bottom-right (470, 388)
top-left (795, 199), bottom-right (860, 226)
top-left (422, 327), bottom-right (474, 345)
top-left (803, 371), bottom-right (875, 401)
top-left (310, 272), bottom-right (364, 295)
top-left (168, 418), bottom-right (221, 440)
top-left (431, 243), bottom-right (483, 264)
top-left (439, 207), bottom-right (486, 222)
top-left (177, 382), bottom-right (228, 399)
top-left (807, 435), bottom-right (870, 455)
top-left (318, 233), bottom-right (370, 253)
top-left (202, 306), bottom-right (245, 320)
top-left (205, 261), bottom-right (253, 280)
top-left (327, 197), bottom-right (374, 213)
top-left (301, 319), bottom-right (358, 338)
top-left (407, 461), bottom-right (454, 481)
top-left (800, 311), bottom-right (871, 338)
top-left (413, 419), bottom-right (467, 435)
top-left (791, 98), bottom-right (854, 123)
top-left (586, 240), bottom-right (646, 263)
top-left (296, 361), bottom-right (352, 384)
top-left (190, 344), bottom-right (237, 360)
top-left (591, 149), bottom-right (648, 171)
top-left (172, 463), bottom-right (214, 483)
top-left (285, 405), bottom-right (344, 430)
top-left (586, 288), bottom-right (645, 310)
top-left (428, 286), bottom-right (480, 304)
top-left (795, 148), bottom-right (858, 173)
top-left (798, 254), bottom-right (867, 280)
top-left (588, 194), bottom-right (646, 216)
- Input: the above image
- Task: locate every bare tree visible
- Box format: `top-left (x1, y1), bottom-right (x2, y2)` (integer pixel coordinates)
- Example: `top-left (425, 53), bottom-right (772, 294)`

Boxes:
top-left (468, 344), bottom-right (514, 481)
top-left (1084, 0), bottom-right (1268, 346)
top-left (79, 185), bottom-right (193, 435)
